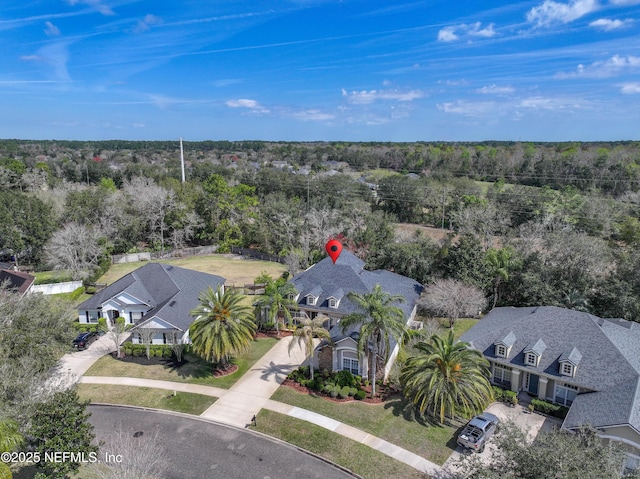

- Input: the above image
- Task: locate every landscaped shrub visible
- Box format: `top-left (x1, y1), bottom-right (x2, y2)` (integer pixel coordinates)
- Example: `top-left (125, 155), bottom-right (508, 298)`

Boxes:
top-left (335, 370), bottom-right (357, 388)
top-left (492, 385), bottom-right (505, 402)
top-left (330, 389), bottom-right (339, 398)
top-left (531, 398), bottom-right (569, 419)
top-left (323, 384), bottom-right (334, 394)
top-left (338, 386), bottom-right (351, 399)
top-left (163, 348), bottom-right (173, 359)
top-left (354, 390), bottom-right (366, 400)
top-left (132, 348), bottom-right (142, 357)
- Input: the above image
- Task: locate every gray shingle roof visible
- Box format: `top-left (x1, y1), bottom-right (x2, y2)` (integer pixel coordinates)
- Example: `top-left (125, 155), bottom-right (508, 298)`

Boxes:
top-left (289, 250), bottom-right (423, 341)
top-left (461, 306), bottom-right (640, 432)
top-left (78, 263), bottom-right (225, 332)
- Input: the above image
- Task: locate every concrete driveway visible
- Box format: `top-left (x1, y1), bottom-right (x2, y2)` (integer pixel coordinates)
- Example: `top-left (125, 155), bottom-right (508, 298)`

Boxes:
top-left (443, 401), bottom-right (562, 472)
top-left (88, 404), bottom-right (358, 479)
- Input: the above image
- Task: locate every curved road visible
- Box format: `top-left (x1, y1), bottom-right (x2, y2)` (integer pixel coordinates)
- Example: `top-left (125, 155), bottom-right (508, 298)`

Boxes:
top-left (88, 405), bottom-right (358, 479)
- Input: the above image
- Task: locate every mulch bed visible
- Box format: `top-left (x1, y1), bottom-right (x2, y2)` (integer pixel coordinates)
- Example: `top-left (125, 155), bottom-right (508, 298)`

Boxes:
top-left (114, 353), bottom-right (174, 366)
top-left (255, 330), bottom-right (293, 338)
top-left (281, 378), bottom-right (399, 404)
top-left (212, 364), bottom-right (238, 377)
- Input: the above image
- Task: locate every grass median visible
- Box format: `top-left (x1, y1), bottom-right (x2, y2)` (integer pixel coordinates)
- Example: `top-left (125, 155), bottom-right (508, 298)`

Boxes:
top-left (77, 384), bottom-right (216, 415)
top-left (252, 410), bottom-right (429, 479)
top-left (270, 386), bottom-right (457, 465)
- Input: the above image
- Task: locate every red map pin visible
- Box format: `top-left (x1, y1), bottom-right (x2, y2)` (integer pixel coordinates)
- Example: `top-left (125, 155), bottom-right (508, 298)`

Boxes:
top-left (325, 239), bottom-right (343, 264)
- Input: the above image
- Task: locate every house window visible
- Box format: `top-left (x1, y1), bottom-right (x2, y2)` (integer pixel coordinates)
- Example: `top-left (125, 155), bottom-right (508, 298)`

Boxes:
top-left (625, 454), bottom-right (640, 474)
top-left (561, 362), bottom-right (574, 376)
top-left (493, 364), bottom-right (512, 388)
top-left (495, 345), bottom-right (507, 358)
top-left (306, 295), bottom-right (317, 306)
top-left (525, 353), bottom-right (537, 366)
top-left (554, 383), bottom-right (578, 406)
top-left (328, 298), bottom-right (337, 308)
top-left (343, 358), bottom-right (359, 375)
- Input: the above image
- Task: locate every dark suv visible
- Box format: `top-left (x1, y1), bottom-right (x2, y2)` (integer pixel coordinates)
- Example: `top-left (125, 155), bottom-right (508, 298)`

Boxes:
top-left (73, 331), bottom-right (99, 350)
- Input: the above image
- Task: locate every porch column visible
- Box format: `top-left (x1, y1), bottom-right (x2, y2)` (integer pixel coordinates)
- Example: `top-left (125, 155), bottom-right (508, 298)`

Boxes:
top-left (538, 377), bottom-right (548, 400)
top-left (511, 369), bottom-right (521, 393)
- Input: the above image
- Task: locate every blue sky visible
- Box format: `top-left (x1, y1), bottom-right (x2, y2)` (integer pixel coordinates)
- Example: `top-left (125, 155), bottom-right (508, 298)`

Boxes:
top-left (1, 0), bottom-right (639, 142)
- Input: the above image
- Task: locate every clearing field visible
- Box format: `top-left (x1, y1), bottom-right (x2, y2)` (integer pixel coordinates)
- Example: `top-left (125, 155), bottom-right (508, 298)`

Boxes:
top-left (99, 254), bottom-right (287, 287)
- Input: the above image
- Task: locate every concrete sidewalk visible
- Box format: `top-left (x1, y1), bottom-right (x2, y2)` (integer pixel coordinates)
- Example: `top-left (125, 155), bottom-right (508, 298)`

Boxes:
top-left (73, 335), bottom-right (444, 476)
top-left (199, 335), bottom-right (308, 427)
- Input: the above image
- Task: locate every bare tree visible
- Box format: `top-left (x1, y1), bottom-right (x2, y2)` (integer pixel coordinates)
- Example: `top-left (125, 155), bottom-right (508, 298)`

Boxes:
top-left (122, 177), bottom-right (176, 252)
top-left (169, 333), bottom-right (187, 363)
top-left (420, 279), bottom-right (486, 328)
top-left (108, 317), bottom-right (131, 358)
top-left (89, 423), bottom-right (166, 479)
top-left (451, 203), bottom-right (510, 249)
top-left (44, 222), bottom-right (106, 280)
top-left (135, 327), bottom-right (160, 360)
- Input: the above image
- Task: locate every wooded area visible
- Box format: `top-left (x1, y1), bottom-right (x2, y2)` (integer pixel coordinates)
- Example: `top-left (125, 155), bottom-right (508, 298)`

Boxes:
top-left (3, 139), bottom-right (640, 321)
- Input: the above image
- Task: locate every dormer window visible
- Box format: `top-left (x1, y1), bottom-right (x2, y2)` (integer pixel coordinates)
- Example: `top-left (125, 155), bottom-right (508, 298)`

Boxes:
top-left (561, 362), bottom-right (574, 377)
top-left (559, 347), bottom-right (581, 378)
top-left (494, 331), bottom-right (516, 359)
top-left (306, 295), bottom-right (317, 306)
top-left (525, 352), bottom-right (537, 366)
top-left (328, 297), bottom-right (339, 308)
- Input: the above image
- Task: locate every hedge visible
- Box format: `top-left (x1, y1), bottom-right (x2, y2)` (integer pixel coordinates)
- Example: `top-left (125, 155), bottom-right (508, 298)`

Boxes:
top-left (531, 398), bottom-right (569, 419)
top-left (121, 343), bottom-right (173, 359)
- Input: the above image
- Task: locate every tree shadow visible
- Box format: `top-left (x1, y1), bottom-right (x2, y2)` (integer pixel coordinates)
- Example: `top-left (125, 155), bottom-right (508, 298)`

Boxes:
top-left (164, 354), bottom-right (216, 380)
top-left (383, 397), bottom-right (441, 427)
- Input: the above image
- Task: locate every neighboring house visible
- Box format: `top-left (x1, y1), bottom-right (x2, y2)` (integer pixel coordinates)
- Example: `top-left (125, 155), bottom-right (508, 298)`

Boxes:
top-left (0, 268), bottom-right (35, 298)
top-left (77, 263), bottom-right (225, 345)
top-left (289, 251), bottom-right (423, 380)
top-left (461, 306), bottom-right (640, 473)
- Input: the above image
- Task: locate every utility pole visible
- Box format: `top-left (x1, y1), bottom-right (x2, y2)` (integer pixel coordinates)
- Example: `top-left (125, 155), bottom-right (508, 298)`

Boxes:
top-left (441, 188), bottom-right (446, 230)
top-left (180, 138), bottom-right (185, 183)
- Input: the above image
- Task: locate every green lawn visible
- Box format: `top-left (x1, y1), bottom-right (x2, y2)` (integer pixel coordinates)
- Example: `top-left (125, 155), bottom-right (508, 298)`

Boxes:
top-left (84, 337), bottom-right (278, 389)
top-left (253, 410), bottom-right (429, 479)
top-left (77, 384), bottom-right (215, 415)
top-left (100, 254), bottom-right (286, 287)
top-left (270, 386), bottom-right (457, 465)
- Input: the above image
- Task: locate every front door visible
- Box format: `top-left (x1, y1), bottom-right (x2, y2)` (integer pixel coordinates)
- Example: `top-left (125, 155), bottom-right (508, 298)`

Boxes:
top-left (527, 373), bottom-right (539, 396)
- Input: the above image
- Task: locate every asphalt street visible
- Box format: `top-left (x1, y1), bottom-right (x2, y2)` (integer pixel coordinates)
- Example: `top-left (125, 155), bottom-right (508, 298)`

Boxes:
top-left (88, 405), bottom-right (358, 479)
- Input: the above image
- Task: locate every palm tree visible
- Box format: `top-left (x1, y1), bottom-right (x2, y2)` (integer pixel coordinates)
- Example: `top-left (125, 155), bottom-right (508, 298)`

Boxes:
top-left (253, 277), bottom-right (298, 336)
top-left (486, 246), bottom-right (519, 309)
top-left (189, 286), bottom-right (256, 370)
top-left (562, 289), bottom-right (590, 312)
top-left (0, 418), bottom-right (23, 479)
top-left (289, 314), bottom-right (332, 380)
top-left (400, 330), bottom-right (492, 424)
top-left (340, 284), bottom-right (406, 397)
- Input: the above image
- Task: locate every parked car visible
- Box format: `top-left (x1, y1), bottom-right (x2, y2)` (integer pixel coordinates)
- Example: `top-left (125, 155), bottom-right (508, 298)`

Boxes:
top-left (73, 331), bottom-right (99, 350)
top-left (457, 412), bottom-right (500, 452)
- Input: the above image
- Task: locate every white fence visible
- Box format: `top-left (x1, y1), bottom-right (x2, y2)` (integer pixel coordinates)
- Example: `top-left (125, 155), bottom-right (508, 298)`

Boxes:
top-left (31, 281), bottom-right (83, 295)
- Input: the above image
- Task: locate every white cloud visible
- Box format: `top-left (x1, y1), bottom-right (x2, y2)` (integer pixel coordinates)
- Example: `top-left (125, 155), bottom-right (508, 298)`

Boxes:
top-left (285, 109), bottom-right (335, 121)
top-left (469, 22), bottom-right (497, 37)
top-left (556, 54), bottom-right (640, 78)
top-left (66, 0), bottom-right (114, 16)
top-left (226, 98), bottom-right (259, 108)
top-left (476, 84), bottom-right (515, 95)
top-left (437, 26), bottom-right (458, 42)
top-left (437, 22), bottom-right (496, 42)
top-left (620, 82), bottom-right (640, 93)
top-left (438, 95), bottom-right (589, 117)
top-left (527, 0), bottom-right (599, 27)
top-left (226, 98), bottom-right (270, 114)
top-left (44, 21), bottom-right (60, 36)
top-left (133, 122), bottom-right (145, 128)
top-left (341, 88), bottom-right (424, 104)
top-left (589, 18), bottom-right (634, 30)
top-left (133, 14), bottom-right (163, 33)
top-left (609, 0), bottom-right (640, 5)
top-left (437, 101), bottom-right (497, 117)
